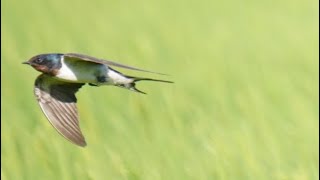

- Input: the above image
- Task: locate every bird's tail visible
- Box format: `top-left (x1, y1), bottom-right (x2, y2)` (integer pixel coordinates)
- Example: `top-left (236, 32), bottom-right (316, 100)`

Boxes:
top-left (117, 76), bottom-right (173, 94)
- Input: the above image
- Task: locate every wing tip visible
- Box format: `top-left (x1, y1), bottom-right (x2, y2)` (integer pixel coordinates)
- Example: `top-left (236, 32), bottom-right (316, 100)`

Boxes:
top-left (70, 137), bottom-right (87, 147)
top-left (77, 141), bottom-right (87, 147)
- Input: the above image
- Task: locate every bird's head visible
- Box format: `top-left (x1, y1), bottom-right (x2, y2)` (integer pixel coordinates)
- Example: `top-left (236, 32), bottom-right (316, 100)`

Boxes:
top-left (23, 54), bottom-right (63, 74)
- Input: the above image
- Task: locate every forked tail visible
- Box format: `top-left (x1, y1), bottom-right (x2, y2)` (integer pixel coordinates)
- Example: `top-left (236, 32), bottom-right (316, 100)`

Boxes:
top-left (117, 76), bottom-right (173, 94)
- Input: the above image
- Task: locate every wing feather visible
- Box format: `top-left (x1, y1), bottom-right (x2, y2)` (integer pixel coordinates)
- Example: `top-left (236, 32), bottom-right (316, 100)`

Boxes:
top-left (34, 74), bottom-right (86, 147)
top-left (64, 53), bottom-right (167, 75)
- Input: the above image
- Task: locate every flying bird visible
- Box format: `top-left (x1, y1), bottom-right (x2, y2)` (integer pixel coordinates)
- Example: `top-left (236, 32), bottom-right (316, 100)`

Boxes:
top-left (23, 53), bottom-right (173, 147)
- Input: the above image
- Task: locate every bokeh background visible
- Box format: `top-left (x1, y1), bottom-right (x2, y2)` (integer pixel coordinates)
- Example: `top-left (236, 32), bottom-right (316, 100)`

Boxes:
top-left (1, 0), bottom-right (319, 179)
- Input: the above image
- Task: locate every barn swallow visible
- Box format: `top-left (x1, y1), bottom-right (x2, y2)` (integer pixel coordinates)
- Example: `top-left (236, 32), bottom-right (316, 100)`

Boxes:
top-left (23, 53), bottom-right (173, 147)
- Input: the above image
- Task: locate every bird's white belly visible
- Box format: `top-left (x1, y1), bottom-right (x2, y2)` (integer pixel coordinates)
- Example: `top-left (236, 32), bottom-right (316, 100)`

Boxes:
top-left (55, 60), bottom-right (107, 83)
top-left (107, 70), bottom-right (132, 84)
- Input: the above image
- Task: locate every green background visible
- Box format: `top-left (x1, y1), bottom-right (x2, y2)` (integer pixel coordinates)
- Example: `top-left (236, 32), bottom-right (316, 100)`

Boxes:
top-left (1, 0), bottom-right (318, 179)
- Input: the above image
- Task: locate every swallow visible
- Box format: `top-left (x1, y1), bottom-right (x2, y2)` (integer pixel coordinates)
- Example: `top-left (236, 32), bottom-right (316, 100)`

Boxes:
top-left (23, 53), bottom-right (173, 147)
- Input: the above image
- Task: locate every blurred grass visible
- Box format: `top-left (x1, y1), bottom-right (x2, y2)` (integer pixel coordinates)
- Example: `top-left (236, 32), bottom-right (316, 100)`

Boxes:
top-left (1, 0), bottom-right (319, 179)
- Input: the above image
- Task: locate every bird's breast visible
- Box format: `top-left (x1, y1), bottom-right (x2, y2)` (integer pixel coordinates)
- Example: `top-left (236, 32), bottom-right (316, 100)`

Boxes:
top-left (55, 60), bottom-right (107, 83)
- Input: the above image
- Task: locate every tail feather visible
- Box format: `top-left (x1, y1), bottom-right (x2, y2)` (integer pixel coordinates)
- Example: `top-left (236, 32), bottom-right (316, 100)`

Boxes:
top-left (131, 77), bottom-right (174, 84)
top-left (129, 83), bottom-right (147, 94)
top-left (118, 76), bottom-right (173, 94)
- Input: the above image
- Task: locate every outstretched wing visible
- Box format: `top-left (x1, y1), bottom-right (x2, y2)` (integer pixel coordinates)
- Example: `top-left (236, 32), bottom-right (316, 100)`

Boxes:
top-left (34, 74), bottom-right (86, 147)
top-left (64, 53), bottom-right (167, 75)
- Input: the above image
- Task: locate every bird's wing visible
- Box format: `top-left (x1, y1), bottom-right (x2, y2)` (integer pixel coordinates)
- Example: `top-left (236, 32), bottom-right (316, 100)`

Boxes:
top-left (34, 74), bottom-right (86, 147)
top-left (64, 53), bottom-right (167, 75)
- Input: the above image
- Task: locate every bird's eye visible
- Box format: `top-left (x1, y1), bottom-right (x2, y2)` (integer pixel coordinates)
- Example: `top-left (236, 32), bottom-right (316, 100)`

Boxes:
top-left (34, 58), bottom-right (43, 63)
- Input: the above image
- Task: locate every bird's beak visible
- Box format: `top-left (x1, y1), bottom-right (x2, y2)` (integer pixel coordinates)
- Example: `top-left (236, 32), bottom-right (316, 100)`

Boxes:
top-left (22, 61), bottom-right (30, 65)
